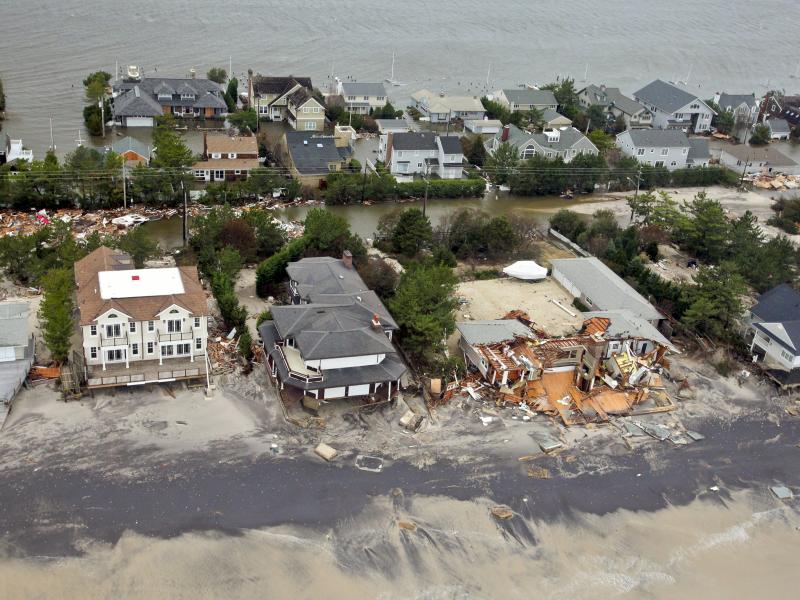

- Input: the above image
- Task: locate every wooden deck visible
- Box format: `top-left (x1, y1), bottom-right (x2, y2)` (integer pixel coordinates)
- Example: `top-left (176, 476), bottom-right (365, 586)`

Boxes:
top-left (86, 357), bottom-right (207, 389)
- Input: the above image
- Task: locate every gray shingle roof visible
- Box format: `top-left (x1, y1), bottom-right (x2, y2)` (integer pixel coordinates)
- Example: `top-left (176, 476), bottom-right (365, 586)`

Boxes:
top-left (341, 82), bottom-right (387, 97)
top-left (581, 84), bottom-right (648, 116)
top-left (551, 257), bottom-right (663, 322)
top-left (287, 256), bottom-right (366, 297)
top-left (634, 79), bottom-right (700, 113)
top-left (391, 132), bottom-right (438, 151)
top-left (625, 129), bottom-right (689, 148)
top-left (113, 86), bottom-right (164, 117)
top-left (285, 133), bottom-right (350, 174)
top-left (687, 138), bottom-right (710, 162)
top-left (497, 124), bottom-right (596, 153)
top-left (583, 309), bottom-right (676, 351)
top-left (260, 321), bottom-right (406, 391)
top-left (502, 88), bottom-right (557, 107)
top-left (457, 320), bottom-right (532, 346)
top-left (541, 108), bottom-right (570, 122)
top-left (751, 284), bottom-right (800, 323)
top-left (717, 93), bottom-right (757, 111)
top-left (251, 76), bottom-right (313, 96)
top-left (193, 92), bottom-right (228, 109)
top-left (0, 302), bottom-right (30, 347)
top-left (109, 136), bottom-right (151, 159)
top-left (767, 118), bottom-right (791, 134)
top-left (721, 144), bottom-right (797, 167)
top-left (438, 135), bottom-right (463, 154)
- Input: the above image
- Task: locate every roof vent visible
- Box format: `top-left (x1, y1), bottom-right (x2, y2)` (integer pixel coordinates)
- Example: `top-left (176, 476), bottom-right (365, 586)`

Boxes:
top-left (316, 143), bottom-right (323, 148)
top-left (303, 140), bottom-right (308, 145)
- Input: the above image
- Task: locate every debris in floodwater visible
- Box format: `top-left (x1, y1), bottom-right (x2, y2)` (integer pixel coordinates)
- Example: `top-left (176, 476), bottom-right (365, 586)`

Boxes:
top-left (686, 430), bottom-right (705, 441)
top-left (527, 465), bottom-right (551, 479)
top-left (397, 520), bottom-right (417, 531)
top-left (491, 505), bottom-right (514, 520)
top-left (314, 443), bottom-right (338, 462)
top-left (355, 455), bottom-right (384, 472)
top-left (771, 485), bottom-right (793, 500)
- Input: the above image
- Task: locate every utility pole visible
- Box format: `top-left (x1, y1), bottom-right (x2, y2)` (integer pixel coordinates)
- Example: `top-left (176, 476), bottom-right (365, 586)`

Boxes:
top-left (181, 180), bottom-right (188, 245)
top-left (739, 156), bottom-right (752, 188)
top-left (423, 162), bottom-right (430, 218)
top-left (360, 163), bottom-right (368, 204)
top-left (122, 162), bottom-right (127, 209)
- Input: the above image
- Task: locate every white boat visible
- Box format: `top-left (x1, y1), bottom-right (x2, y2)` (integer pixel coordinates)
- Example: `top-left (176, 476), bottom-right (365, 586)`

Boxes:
top-left (384, 52), bottom-right (405, 86)
top-left (111, 214), bottom-right (149, 227)
top-left (502, 260), bottom-right (548, 281)
top-left (498, 184), bottom-right (511, 192)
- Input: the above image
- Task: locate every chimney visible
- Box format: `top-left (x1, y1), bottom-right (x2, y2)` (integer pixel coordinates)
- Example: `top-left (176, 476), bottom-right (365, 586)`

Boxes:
top-left (371, 314), bottom-right (382, 330)
top-left (501, 125), bottom-right (510, 142)
top-left (600, 84), bottom-right (606, 92)
top-left (342, 250), bottom-right (353, 269)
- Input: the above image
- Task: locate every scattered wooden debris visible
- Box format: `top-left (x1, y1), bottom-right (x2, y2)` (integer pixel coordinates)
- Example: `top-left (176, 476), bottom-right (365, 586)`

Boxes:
top-left (314, 443), bottom-right (338, 462)
top-left (491, 505), bottom-right (514, 520)
top-left (526, 465), bottom-right (551, 479)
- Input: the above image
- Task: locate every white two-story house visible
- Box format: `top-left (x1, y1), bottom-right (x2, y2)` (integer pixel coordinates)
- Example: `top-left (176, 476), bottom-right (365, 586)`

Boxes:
top-left (633, 79), bottom-right (715, 133)
top-left (616, 129), bottom-right (691, 170)
top-left (384, 132), bottom-right (464, 179)
top-left (259, 252), bottom-right (407, 401)
top-left (75, 247), bottom-right (210, 389)
top-left (335, 80), bottom-right (388, 115)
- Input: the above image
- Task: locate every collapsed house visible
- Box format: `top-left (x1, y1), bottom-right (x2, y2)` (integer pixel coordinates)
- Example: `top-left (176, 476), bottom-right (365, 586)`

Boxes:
top-left (455, 312), bottom-right (674, 426)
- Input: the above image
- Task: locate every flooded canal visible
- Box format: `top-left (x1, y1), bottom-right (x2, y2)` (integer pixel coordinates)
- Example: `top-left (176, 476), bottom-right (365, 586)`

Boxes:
top-left (141, 192), bottom-right (610, 250)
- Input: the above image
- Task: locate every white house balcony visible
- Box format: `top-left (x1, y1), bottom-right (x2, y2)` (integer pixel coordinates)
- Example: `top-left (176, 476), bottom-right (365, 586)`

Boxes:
top-left (273, 342), bottom-right (323, 383)
top-left (100, 331), bottom-right (129, 347)
top-left (156, 328), bottom-right (195, 343)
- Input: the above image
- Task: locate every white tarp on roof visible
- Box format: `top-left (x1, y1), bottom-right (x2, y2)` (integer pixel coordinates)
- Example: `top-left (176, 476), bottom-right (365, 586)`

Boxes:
top-left (503, 261), bottom-right (548, 281)
top-left (98, 267), bottom-right (185, 299)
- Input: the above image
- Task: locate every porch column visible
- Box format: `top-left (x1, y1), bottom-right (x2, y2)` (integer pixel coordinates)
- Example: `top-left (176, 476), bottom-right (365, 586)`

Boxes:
top-left (387, 380), bottom-right (392, 401)
top-left (102, 349), bottom-right (106, 372)
top-left (125, 348), bottom-right (129, 368)
top-left (159, 346), bottom-right (163, 366)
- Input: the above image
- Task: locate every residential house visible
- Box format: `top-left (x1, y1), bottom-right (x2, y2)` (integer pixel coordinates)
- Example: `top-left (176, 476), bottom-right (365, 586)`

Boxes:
top-left (550, 257), bottom-right (664, 326)
top-left (464, 119), bottom-right (503, 135)
top-left (259, 252), bottom-right (407, 401)
top-left (541, 108), bottom-right (572, 129)
top-left (778, 96), bottom-right (800, 127)
top-left (411, 90), bottom-right (485, 122)
top-left (633, 79), bottom-right (715, 133)
top-left (713, 92), bottom-right (759, 122)
top-left (686, 138), bottom-right (711, 168)
top-left (75, 246), bottom-right (210, 389)
top-left (107, 137), bottom-right (151, 166)
top-left (336, 80), bottom-right (388, 114)
top-left (0, 134), bottom-right (34, 165)
top-left (457, 319), bottom-right (535, 384)
top-left (375, 119), bottom-right (410, 134)
top-left (578, 84), bottom-right (652, 129)
top-left (743, 283), bottom-right (800, 388)
top-left (282, 131), bottom-right (352, 188)
top-left (384, 132), bottom-right (464, 179)
top-left (718, 144), bottom-right (798, 175)
top-left (112, 76), bottom-right (227, 127)
top-left (247, 75), bottom-right (324, 130)
top-left (765, 118), bottom-right (791, 141)
top-left (487, 124), bottom-right (598, 163)
top-left (582, 310), bottom-right (677, 354)
top-left (494, 88), bottom-right (557, 113)
top-left (0, 302), bottom-right (35, 420)
top-left (616, 129), bottom-right (691, 170)
top-left (193, 133), bottom-right (260, 182)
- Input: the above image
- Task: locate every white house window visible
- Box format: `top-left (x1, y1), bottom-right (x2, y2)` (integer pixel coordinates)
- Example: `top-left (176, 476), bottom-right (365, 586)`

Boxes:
top-left (637, 148), bottom-right (645, 156)
top-left (161, 345), bottom-right (174, 357)
top-left (147, 341), bottom-right (154, 354)
top-left (234, 170), bottom-right (241, 175)
top-left (655, 161), bottom-right (665, 167)
top-left (176, 343), bottom-right (191, 355)
top-left (211, 152), bottom-right (222, 159)
top-left (347, 96), bottom-right (355, 101)
top-left (196, 337), bottom-right (202, 350)
top-left (148, 321), bottom-right (154, 331)
top-left (660, 148), bottom-right (669, 156)
top-left (90, 347), bottom-right (97, 359)
top-left (194, 317), bottom-right (201, 328)
top-left (106, 349), bottom-right (124, 362)
top-left (781, 350), bottom-right (792, 360)
top-left (304, 121), bottom-right (316, 130)
top-left (167, 319), bottom-right (181, 333)
top-left (90, 325), bottom-right (97, 336)
top-left (105, 324), bottom-right (122, 338)
top-left (129, 322), bottom-right (136, 333)
top-left (132, 343), bottom-right (139, 356)
top-left (194, 170), bottom-right (204, 178)
top-left (671, 161), bottom-right (677, 166)
top-left (214, 170), bottom-right (224, 180)
top-left (228, 153), bottom-right (236, 159)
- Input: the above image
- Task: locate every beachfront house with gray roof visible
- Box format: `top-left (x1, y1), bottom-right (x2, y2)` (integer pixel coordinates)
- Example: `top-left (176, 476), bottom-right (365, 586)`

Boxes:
top-left (260, 252), bottom-right (407, 401)
top-left (385, 132), bottom-right (464, 179)
top-left (282, 131), bottom-right (352, 188)
top-left (744, 283), bottom-right (800, 388)
top-left (686, 138), bottom-right (711, 168)
top-left (248, 75), bottom-right (314, 123)
top-left (486, 124), bottom-right (598, 163)
top-left (410, 90), bottom-right (485, 123)
top-left (550, 257), bottom-right (664, 325)
top-left (766, 118), bottom-right (791, 140)
top-left (112, 76), bottom-right (227, 127)
top-left (495, 88), bottom-right (557, 113)
top-left (578, 84), bottom-right (652, 129)
top-left (336, 80), bottom-right (388, 115)
top-left (718, 144), bottom-right (798, 175)
top-left (633, 79), bottom-right (715, 133)
top-left (713, 92), bottom-right (759, 122)
top-left (616, 129), bottom-right (691, 170)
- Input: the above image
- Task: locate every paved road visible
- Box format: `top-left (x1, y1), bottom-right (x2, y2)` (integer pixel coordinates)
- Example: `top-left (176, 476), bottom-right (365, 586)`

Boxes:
top-left (0, 416), bottom-right (797, 557)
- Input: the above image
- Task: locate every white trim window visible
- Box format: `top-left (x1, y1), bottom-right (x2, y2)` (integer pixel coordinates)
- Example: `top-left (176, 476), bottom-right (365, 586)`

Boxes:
top-left (211, 153), bottom-right (222, 159)
top-left (195, 337), bottom-right (202, 350)
top-left (129, 322), bottom-right (136, 333)
top-left (147, 341), bottom-right (154, 354)
top-left (228, 153), bottom-right (237, 159)
top-left (304, 120), bottom-right (316, 130)
top-left (660, 148), bottom-right (669, 156)
top-left (90, 347), bottom-right (97, 359)
top-left (148, 321), bottom-right (155, 332)
top-left (636, 148), bottom-right (645, 156)
top-left (90, 325), bottom-right (97, 336)
top-left (166, 319), bottom-right (181, 333)
top-left (194, 317), bottom-right (201, 328)
top-left (132, 343), bottom-right (139, 356)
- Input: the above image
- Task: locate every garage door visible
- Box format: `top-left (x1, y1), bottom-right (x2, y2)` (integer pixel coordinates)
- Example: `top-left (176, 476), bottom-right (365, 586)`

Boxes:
top-left (347, 384), bottom-right (370, 397)
top-left (324, 387), bottom-right (346, 399)
top-left (126, 117), bottom-right (154, 127)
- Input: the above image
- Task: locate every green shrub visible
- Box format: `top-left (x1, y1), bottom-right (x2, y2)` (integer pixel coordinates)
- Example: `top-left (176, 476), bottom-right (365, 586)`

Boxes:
top-left (396, 178), bottom-right (484, 199)
top-left (256, 310), bottom-right (273, 328)
top-left (238, 329), bottom-right (254, 361)
top-left (472, 268), bottom-right (502, 280)
top-left (255, 237), bottom-right (308, 297)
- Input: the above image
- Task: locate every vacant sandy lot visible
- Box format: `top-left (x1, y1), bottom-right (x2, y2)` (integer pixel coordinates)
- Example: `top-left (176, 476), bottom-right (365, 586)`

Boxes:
top-left (456, 277), bottom-right (583, 336)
